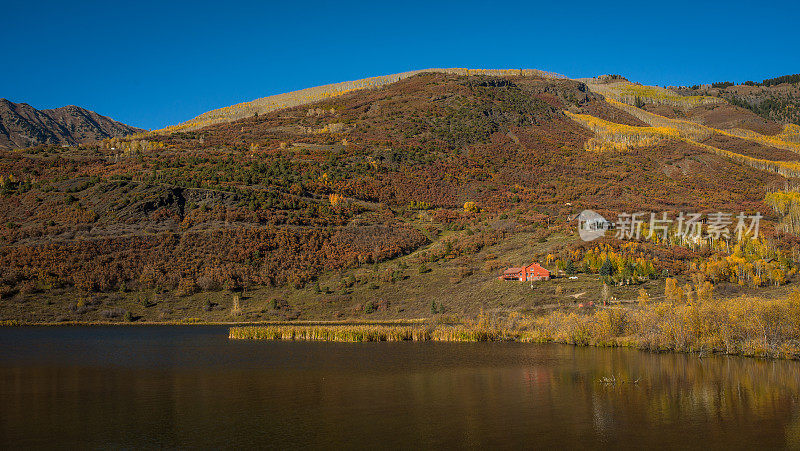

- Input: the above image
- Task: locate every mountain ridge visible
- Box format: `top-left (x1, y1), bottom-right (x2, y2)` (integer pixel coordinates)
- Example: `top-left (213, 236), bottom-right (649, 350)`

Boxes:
top-left (0, 98), bottom-right (143, 150)
top-left (164, 68), bottom-right (566, 132)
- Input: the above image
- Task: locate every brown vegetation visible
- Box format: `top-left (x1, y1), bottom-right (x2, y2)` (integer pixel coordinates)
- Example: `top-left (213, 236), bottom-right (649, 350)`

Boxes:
top-left (2, 71), bottom-right (800, 327)
top-left (231, 291), bottom-right (800, 359)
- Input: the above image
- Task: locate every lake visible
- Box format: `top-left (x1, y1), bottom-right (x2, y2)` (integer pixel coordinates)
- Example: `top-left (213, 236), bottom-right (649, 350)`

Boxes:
top-left (1, 326), bottom-right (799, 449)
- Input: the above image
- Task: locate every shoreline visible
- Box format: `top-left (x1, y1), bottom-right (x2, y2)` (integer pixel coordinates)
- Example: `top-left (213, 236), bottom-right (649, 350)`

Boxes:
top-left (0, 318), bottom-right (431, 327)
top-left (5, 298), bottom-right (800, 362)
top-left (228, 323), bottom-right (800, 361)
top-left (226, 293), bottom-right (800, 361)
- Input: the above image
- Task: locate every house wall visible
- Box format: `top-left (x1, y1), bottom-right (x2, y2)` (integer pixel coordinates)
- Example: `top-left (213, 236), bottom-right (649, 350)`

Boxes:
top-left (501, 264), bottom-right (549, 281)
top-left (524, 264), bottom-right (550, 281)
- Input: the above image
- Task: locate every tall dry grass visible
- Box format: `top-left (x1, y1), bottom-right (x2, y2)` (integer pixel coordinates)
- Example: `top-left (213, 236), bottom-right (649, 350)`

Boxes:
top-left (230, 294), bottom-right (800, 359)
top-left (523, 294), bottom-right (800, 359)
top-left (229, 325), bottom-right (432, 342)
top-left (228, 323), bottom-right (515, 342)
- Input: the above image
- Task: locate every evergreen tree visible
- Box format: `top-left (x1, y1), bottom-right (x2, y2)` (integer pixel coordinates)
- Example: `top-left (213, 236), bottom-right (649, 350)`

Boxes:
top-left (599, 258), bottom-right (615, 277)
top-left (565, 259), bottom-right (577, 275)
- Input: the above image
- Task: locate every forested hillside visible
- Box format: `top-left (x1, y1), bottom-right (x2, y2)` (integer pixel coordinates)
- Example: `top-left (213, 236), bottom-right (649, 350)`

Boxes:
top-left (677, 75), bottom-right (800, 126)
top-left (2, 70), bottom-right (800, 323)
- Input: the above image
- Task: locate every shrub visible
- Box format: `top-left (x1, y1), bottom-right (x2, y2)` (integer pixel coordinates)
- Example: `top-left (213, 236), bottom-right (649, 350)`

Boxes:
top-left (231, 293), bottom-right (242, 316)
top-left (463, 201), bottom-right (478, 213)
top-left (102, 308), bottom-right (126, 319)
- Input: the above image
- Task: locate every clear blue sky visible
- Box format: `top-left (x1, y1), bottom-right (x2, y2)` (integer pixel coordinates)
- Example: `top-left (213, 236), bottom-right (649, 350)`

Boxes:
top-left (2, 0), bottom-right (798, 130)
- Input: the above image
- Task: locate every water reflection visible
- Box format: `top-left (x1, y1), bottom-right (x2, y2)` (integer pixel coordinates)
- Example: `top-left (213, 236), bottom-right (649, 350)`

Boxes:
top-left (0, 327), bottom-right (798, 448)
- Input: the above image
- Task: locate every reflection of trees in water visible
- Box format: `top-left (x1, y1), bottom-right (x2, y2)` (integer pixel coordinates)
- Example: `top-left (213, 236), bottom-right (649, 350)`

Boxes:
top-left (787, 413), bottom-right (800, 448)
top-left (520, 347), bottom-right (800, 447)
top-left (3, 340), bottom-right (799, 448)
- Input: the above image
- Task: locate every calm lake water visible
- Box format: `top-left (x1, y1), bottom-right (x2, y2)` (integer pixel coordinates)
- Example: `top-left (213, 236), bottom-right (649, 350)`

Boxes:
top-left (1, 327), bottom-right (800, 449)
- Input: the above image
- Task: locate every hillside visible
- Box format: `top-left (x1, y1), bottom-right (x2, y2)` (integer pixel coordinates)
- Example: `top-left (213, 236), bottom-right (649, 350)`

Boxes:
top-left (0, 99), bottom-right (142, 150)
top-left (1, 70), bottom-right (800, 324)
top-left (675, 75), bottom-right (800, 127)
top-left (166, 68), bottom-right (565, 132)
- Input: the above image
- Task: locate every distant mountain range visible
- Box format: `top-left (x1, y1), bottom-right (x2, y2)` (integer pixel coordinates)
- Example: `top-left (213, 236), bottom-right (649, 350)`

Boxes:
top-left (0, 99), bottom-right (143, 150)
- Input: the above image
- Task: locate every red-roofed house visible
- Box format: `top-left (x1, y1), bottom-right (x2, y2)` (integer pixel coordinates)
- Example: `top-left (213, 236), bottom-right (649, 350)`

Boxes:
top-left (499, 263), bottom-right (550, 281)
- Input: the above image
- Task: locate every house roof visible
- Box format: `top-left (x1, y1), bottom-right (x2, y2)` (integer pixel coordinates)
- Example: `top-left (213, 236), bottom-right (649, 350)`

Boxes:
top-left (526, 263), bottom-right (548, 273)
top-left (504, 264), bottom-right (550, 275)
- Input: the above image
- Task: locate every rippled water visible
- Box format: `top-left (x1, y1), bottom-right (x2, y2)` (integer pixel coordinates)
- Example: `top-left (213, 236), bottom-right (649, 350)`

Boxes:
top-left (1, 326), bottom-right (799, 449)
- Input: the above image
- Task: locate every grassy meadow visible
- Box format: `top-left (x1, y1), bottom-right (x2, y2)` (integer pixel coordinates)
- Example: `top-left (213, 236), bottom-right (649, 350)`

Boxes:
top-left (1, 232), bottom-right (674, 323)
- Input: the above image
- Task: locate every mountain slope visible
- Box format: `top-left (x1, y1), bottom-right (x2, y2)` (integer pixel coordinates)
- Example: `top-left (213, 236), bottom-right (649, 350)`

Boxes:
top-left (676, 76), bottom-right (800, 127)
top-left (165, 68), bottom-right (565, 132)
top-left (0, 99), bottom-right (143, 150)
top-left (1, 70), bottom-right (799, 323)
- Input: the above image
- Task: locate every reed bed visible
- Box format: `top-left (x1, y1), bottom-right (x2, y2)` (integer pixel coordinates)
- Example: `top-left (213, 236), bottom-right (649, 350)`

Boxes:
top-left (231, 294), bottom-right (800, 359)
top-left (523, 295), bottom-right (800, 359)
top-left (230, 325), bottom-right (433, 342)
top-left (229, 324), bottom-right (514, 342)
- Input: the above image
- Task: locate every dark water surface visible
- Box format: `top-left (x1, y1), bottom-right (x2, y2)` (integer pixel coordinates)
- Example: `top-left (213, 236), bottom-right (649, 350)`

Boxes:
top-left (1, 326), bottom-right (800, 449)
